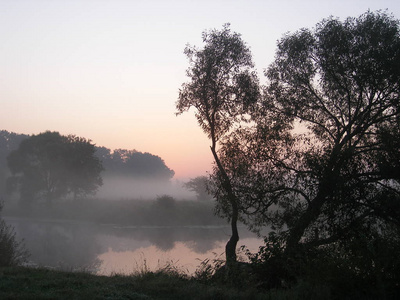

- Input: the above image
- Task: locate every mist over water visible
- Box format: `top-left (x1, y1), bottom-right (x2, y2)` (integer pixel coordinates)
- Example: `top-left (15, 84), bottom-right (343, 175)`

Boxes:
top-left (2, 170), bottom-right (266, 275)
top-left (1, 129), bottom-right (264, 275)
top-left (5, 217), bottom-right (263, 275)
top-left (96, 176), bottom-right (196, 200)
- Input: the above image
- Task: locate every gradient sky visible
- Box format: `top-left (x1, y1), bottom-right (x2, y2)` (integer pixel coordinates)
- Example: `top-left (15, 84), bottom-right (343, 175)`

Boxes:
top-left (1, 0), bottom-right (399, 179)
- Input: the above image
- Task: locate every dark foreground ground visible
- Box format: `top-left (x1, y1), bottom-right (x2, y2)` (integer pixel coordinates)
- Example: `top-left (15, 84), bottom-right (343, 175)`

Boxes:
top-left (0, 267), bottom-right (286, 300)
top-left (2, 266), bottom-right (396, 299)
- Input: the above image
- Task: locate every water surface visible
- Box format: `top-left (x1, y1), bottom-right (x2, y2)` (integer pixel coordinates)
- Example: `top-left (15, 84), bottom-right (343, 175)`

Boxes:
top-left (5, 217), bottom-right (264, 275)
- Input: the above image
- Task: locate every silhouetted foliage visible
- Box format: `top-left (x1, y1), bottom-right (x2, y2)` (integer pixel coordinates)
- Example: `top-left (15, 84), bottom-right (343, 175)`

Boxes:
top-left (177, 24), bottom-right (261, 264)
top-left (183, 176), bottom-right (212, 201)
top-left (264, 10), bottom-right (399, 250)
top-left (7, 131), bottom-right (103, 205)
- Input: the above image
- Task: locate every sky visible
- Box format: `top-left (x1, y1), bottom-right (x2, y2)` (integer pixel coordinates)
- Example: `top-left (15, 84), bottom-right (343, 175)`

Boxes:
top-left (1, 0), bottom-right (400, 180)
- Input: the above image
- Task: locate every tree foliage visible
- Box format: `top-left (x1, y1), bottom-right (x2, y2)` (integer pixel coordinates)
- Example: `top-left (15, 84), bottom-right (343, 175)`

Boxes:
top-left (7, 131), bottom-right (103, 205)
top-left (183, 176), bottom-right (212, 201)
top-left (177, 24), bottom-right (260, 141)
top-left (260, 10), bottom-right (400, 251)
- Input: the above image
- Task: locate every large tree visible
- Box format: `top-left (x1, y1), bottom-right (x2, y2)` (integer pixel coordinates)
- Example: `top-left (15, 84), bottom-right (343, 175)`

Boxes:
top-left (219, 11), bottom-right (400, 260)
top-left (7, 131), bottom-right (103, 205)
top-left (176, 24), bottom-right (260, 264)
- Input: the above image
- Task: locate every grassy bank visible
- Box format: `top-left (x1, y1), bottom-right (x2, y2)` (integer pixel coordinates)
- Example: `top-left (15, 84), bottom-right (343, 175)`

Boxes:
top-left (0, 266), bottom-right (287, 300)
top-left (2, 259), bottom-right (399, 300)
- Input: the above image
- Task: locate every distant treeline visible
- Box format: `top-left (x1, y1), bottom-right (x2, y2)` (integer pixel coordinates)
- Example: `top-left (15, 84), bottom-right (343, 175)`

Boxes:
top-left (95, 147), bottom-right (174, 180)
top-left (0, 130), bottom-right (174, 197)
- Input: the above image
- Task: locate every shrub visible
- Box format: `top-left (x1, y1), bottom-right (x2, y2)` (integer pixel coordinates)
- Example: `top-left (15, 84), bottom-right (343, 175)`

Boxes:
top-left (0, 203), bottom-right (29, 266)
top-left (155, 195), bottom-right (176, 209)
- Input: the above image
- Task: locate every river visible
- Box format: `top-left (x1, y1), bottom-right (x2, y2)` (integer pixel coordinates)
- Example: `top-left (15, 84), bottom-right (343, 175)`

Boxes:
top-left (4, 217), bottom-right (264, 275)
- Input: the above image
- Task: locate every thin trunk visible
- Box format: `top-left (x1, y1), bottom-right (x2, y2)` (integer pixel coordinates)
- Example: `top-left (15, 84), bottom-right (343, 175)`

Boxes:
top-left (225, 201), bottom-right (239, 264)
top-left (210, 134), bottom-right (239, 264)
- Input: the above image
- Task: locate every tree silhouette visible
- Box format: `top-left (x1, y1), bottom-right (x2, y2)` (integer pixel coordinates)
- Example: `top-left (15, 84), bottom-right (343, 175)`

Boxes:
top-left (218, 11), bottom-right (400, 259)
top-left (7, 131), bottom-right (103, 205)
top-left (183, 176), bottom-right (212, 201)
top-left (177, 24), bottom-right (260, 264)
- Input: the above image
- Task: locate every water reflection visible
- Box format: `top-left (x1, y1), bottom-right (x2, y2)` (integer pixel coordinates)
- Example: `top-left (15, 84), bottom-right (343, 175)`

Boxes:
top-left (5, 217), bottom-right (263, 275)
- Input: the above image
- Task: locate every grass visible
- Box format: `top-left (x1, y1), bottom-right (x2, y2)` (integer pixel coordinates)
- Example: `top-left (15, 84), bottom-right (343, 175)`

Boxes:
top-left (3, 246), bottom-right (395, 300)
top-left (3, 259), bottom-right (399, 300)
top-left (0, 266), bottom-right (280, 300)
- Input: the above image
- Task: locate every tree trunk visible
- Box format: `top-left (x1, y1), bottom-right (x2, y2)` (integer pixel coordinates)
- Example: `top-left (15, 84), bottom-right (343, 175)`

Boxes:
top-left (284, 194), bottom-right (326, 256)
top-left (225, 202), bottom-right (239, 265)
top-left (210, 141), bottom-right (239, 264)
top-left (284, 168), bottom-right (338, 256)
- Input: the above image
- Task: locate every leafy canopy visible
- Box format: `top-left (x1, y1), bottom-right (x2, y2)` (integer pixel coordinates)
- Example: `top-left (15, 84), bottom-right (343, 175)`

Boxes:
top-left (218, 11), bottom-right (400, 250)
top-left (177, 24), bottom-right (260, 142)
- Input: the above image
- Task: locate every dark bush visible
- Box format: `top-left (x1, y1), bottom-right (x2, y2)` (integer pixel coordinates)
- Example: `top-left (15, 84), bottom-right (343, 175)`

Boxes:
top-left (0, 203), bottom-right (29, 266)
top-left (155, 195), bottom-right (176, 209)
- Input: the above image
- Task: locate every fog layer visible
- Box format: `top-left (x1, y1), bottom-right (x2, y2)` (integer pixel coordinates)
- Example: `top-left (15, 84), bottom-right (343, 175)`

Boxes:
top-left (96, 176), bottom-right (196, 200)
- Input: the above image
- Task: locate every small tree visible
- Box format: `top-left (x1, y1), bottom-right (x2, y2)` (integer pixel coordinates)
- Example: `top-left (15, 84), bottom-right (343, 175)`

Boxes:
top-left (183, 176), bottom-right (212, 201)
top-left (176, 24), bottom-right (260, 264)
